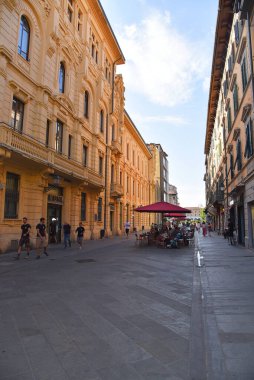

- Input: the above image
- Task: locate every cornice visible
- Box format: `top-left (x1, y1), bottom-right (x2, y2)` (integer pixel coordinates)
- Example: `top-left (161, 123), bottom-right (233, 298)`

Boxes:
top-left (204, 0), bottom-right (234, 155)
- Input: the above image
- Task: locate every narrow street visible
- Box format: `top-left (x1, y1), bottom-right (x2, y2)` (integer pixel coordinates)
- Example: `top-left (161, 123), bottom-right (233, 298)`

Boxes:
top-left (0, 233), bottom-right (254, 379)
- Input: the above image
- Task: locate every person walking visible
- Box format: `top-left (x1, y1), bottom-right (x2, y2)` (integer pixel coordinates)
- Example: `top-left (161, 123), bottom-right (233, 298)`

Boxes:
top-left (75, 222), bottom-right (85, 249)
top-left (207, 222), bottom-right (212, 237)
top-left (15, 217), bottom-right (31, 260)
top-left (124, 221), bottom-right (131, 238)
top-left (36, 217), bottom-right (48, 259)
top-left (202, 221), bottom-right (207, 237)
top-left (63, 222), bottom-right (71, 248)
top-left (227, 218), bottom-right (234, 245)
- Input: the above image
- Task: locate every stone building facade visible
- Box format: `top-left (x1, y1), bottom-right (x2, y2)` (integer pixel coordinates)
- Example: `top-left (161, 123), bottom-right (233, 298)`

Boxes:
top-left (205, 0), bottom-right (254, 246)
top-left (0, 0), bottom-right (155, 252)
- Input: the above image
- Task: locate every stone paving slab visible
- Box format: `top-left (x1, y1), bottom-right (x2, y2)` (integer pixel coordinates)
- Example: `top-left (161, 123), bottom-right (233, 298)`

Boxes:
top-left (197, 232), bottom-right (254, 380)
top-left (1, 232), bottom-right (254, 379)
top-left (0, 236), bottom-right (194, 380)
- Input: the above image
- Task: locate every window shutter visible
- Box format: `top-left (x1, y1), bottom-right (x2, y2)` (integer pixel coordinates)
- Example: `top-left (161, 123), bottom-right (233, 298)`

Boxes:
top-left (234, 21), bottom-right (240, 45)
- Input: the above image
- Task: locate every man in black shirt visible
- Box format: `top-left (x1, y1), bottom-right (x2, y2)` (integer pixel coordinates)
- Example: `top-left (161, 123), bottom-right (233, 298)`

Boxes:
top-left (75, 222), bottom-right (85, 249)
top-left (63, 222), bottom-right (71, 248)
top-left (15, 217), bottom-right (31, 260)
top-left (36, 217), bottom-right (48, 259)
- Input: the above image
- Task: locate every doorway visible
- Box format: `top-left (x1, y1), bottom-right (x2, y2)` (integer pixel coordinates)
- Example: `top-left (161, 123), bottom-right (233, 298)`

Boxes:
top-left (47, 204), bottom-right (62, 243)
top-left (237, 205), bottom-right (245, 245)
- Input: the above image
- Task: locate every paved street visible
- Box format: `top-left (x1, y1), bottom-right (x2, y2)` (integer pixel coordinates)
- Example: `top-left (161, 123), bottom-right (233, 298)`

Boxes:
top-left (0, 233), bottom-right (254, 380)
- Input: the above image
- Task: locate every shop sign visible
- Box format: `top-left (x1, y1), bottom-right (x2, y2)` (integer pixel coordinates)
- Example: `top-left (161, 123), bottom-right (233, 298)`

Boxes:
top-left (48, 194), bottom-right (63, 204)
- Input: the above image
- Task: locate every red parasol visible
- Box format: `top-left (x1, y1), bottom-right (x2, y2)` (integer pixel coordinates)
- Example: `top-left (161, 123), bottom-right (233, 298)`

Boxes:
top-left (164, 213), bottom-right (187, 218)
top-left (134, 202), bottom-right (191, 213)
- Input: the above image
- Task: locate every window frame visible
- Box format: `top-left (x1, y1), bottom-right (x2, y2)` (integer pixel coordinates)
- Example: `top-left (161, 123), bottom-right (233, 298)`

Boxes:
top-left (84, 91), bottom-right (89, 118)
top-left (4, 172), bottom-right (20, 219)
top-left (100, 110), bottom-right (104, 133)
top-left (83, 145), bottom-right (88, 167)
top-left (18, 15), bottom-right (30, 61)
top-left (55, 119), bottom-right (63, 154)
top-left (98, 197), bottom-right (102, 221)
top-left (59, 62), bottom-right (65, 93)
top-left (11, 97), bottom-right (24, 133)
top-left (81, 192), bottom-right (86, 221)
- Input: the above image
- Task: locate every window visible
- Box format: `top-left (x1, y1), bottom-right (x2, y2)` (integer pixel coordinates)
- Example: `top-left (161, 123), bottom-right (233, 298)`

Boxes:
top-left (132, 150), bottom-right (135, 165)
top-left (78, 10), bottom-right (82, 35)
top-left (223, 77), bottom-right (228, 98)
top-left (133, 179), bottom-right (135, 195)
top-left (4, 172), bottom-right (20, 219)
top-left (241, 56), bottom-right (248, 92)
top-left (99, 156), bottom-right (103, 175)
top-left (105, 57), bottom-right (111, 83)
top-left (18, 15), bottom-right (30, 61)
top-left (227, 106), bottom-right (232, 133)
top-left (127, 143), bottom-right (129, 160)
top-left (84, 91), bottom-right (89, 118)
top-left (120, 171), bottom-right (122, 185)
top-left (81, 192), bottom-right (86, 221)
top-left (83, 145), bottom-right (88, 167)
top-left (111, 164), bottom-right (114, 183)
top-left (98, 197), bottom-right (102, 221)
top-left (55, 119), bottom-right (63, 153)
top-left (59, 62), bottom-right (65, 93)
top-left (127, 175), bottom-right (129, 192)
top-left (112, 124), bottom-right (115, 141)
top-left (67, 0), bottom-right (73, 22)
top-left (230, 153), bottom-right (234, 180)
top-left (100, 110), bottom-right (104, 133)
top-left (235, 139), bottom-right (242, 171)
top-left (46, 119), bottom-right (50, 147)
top-left (91, 32), bottom-right (99, 63)
top-left (233, 84), bottom-right (239, 117)
top-left (234, 20), bottom-right (240, 45)
top-left (11, 97), bottom-right (24, 132)
top-left (68, 135), bottom-right (72, 159)
top-left (244, 119), bottom-right (253, 159)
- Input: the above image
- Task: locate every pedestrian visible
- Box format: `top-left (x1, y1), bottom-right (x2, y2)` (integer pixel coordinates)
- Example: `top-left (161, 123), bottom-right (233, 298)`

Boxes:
top-left (124, 221), bottom-right (131, 238)
top-left (36, 217), bottom-right (48, 259)
top-left (202, 221), bottom-right (207, 237)
top-left (75, 222), bottom-right (85, 249)
top-left (196, 221), bottom-right (201, 233)
top-left (208, 222), bottom-right (212, 237)
top-left (14, 217), bottom-right (31, 260)
top-left (227, 218), bottom-right (234, 245)
top-left (63, 222), bottom-right (71, 248)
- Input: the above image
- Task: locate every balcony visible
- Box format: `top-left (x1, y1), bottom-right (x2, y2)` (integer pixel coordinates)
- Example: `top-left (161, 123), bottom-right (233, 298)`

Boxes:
top-left (110, 140), bottom-right (122, 155)
top-left (110, 183), bottom-right (124, 198)
top-left (0, 122), bottom-right (103, 190)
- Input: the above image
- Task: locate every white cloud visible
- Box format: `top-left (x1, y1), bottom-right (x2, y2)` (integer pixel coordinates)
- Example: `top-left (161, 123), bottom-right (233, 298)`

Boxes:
top-left (117, 9), bottom-right (210, 107)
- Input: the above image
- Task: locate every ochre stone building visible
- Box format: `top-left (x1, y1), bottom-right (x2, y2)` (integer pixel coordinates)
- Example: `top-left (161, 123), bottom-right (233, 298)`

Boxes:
top-left (0, 0), bottom-right (156, 252)
top-left (205, 0), bottom-right (254, 246)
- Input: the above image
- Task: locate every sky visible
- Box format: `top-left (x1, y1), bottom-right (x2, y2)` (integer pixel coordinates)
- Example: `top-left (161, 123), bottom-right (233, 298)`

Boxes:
top-left (100, 0), bottom-right (218, 207)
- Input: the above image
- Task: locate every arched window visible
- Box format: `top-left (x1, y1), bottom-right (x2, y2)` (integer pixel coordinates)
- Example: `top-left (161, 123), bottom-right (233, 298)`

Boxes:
top-left (84, 91), bottom-right (89, 118)
top-left (18, 15), bottom-right (30, 61)
top-left (59, 62), bottom-right (65, 93)
top-left (100, 109), bottom-right (104, 133)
